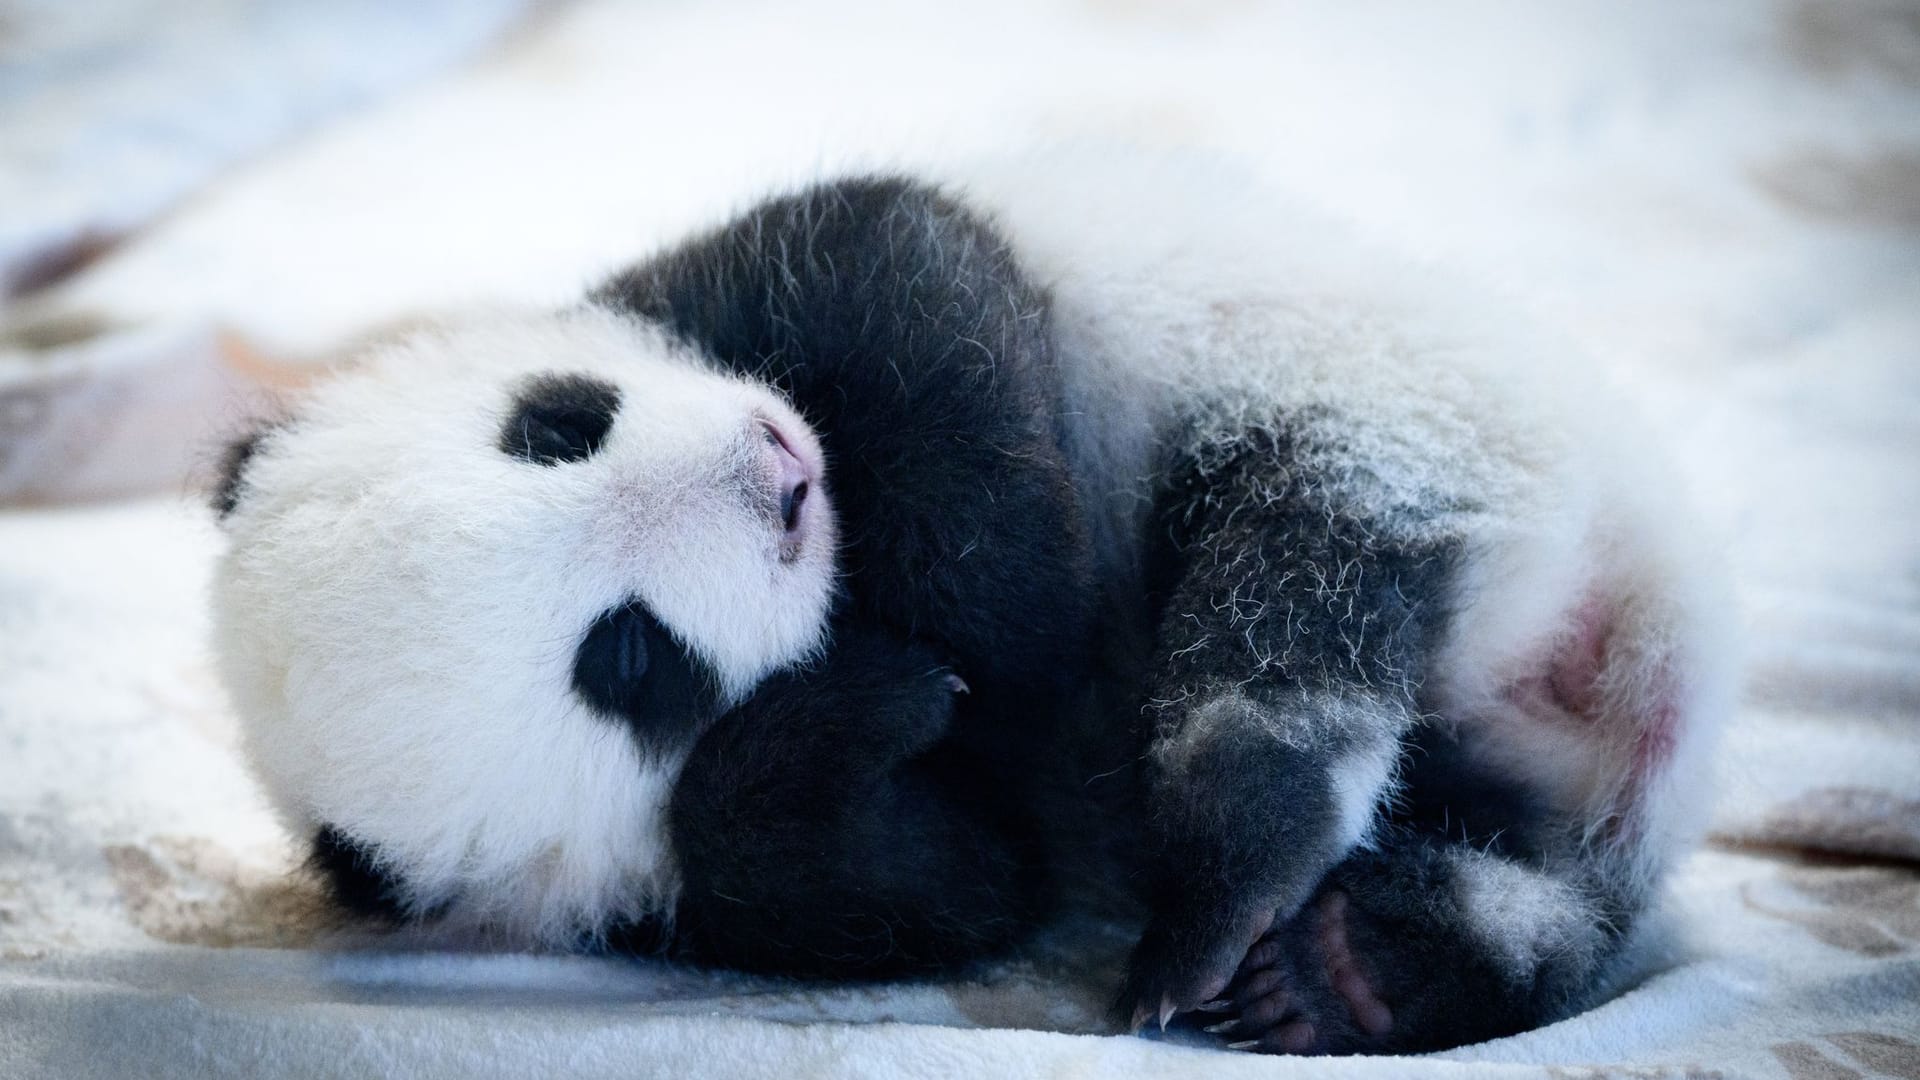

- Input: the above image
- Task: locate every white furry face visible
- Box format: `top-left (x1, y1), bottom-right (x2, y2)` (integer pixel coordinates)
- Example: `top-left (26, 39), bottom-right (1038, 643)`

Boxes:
top-left (211, 305), bottom-right (838, 942)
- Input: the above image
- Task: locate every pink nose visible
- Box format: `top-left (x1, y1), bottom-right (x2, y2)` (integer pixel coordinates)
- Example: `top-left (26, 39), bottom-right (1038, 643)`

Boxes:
top-left (762, 420), bottom-right (811, 534)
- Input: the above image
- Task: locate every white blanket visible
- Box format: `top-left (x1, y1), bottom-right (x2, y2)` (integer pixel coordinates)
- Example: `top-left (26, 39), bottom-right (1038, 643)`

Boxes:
top-left (3, 2), bottom-right (1917, 1077)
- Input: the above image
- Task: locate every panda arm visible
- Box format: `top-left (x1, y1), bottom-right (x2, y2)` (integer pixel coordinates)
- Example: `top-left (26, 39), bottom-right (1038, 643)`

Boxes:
top-left (595, 178), bottom-right (1094, 698)
top-left (667, 625), bottom-right (1043, 976)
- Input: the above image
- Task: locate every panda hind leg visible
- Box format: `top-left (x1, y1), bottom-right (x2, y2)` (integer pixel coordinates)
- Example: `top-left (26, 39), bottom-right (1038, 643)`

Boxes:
top-left (1116, 430), bottom-right (1452, 1030)
top-left (1203, 569), bottom-right (1706, 1054)
top-left (1202, 826), bottom-right (1626, 1055)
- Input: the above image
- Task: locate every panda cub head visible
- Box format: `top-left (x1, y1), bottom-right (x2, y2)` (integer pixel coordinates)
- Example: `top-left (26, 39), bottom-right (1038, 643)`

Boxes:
top-left (211, 303), bottom-right (838, 946)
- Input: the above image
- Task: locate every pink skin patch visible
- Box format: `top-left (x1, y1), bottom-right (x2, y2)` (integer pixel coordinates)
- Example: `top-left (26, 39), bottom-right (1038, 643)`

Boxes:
top-left (1610, 664), bottom-right (1684, 844)
top-left (1507, 590), bottom-right (1688, 844)
top-left (1629, 662), bottom-right (1682, 778)
top-left (1545, 594), bottom-right (1689, 819)
top-left (1319, 892), bottom-right (1394, 1039)
top-left (1501, 591), bottom-right (1613, 726)
top-left (1547, 595), bottom-right (1612, 720)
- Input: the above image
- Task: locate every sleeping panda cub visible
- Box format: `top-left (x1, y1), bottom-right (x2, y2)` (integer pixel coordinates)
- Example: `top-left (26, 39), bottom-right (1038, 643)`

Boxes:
top-left (211, 153), bottom-right (1728, 1055)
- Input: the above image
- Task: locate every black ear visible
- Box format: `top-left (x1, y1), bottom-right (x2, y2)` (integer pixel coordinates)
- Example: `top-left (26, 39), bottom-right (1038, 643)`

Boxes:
top-left (210, 419), bottom-right (283, 519)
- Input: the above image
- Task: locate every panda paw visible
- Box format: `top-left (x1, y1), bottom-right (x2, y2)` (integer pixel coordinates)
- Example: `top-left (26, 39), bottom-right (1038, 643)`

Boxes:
top-left (1116, 891), bottom-right (1280, 1035)
top-left (1195, 890), bottom-right (1394, 1055)
top-left (720, 626), bottom-right (968, 770)
top-left (1189, 851), bottom-right (1540, 1056)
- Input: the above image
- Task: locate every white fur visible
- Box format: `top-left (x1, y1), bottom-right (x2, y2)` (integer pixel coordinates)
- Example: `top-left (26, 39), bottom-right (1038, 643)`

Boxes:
top-left (213, 306), bottom-right (838, 944)
top-left (1447, 846), bottom-right (1604, 981)
top-left (1327, 741), bottom-right (1400, 854)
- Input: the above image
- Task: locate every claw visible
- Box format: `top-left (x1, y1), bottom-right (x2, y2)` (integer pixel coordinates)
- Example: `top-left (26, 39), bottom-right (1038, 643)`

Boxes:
top-left (1158, 995), bottom-right (1177, 1032)
top-left (1194, 998), bottom-right (1232, 1013)
top-left (1226, 1040), bottom-right (1261, 1052)
top-left (1203, 1020), bottom-right (1238, 1036)
top-left (1128, 1001), bottom-right (1153, 1034)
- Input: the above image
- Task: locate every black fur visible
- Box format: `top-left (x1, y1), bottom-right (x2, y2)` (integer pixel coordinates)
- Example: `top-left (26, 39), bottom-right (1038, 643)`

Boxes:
top-left (499, 371), bottom-right (621, 466)
top-left (572, 599), bottom-right (723, 754)
top-left (594, 177), bottom-right (1096, 976)
top-left (596, 176), bottom-right (1093, 701)
top-left (1392, 723), bottom-right (1551, 856)
top-left (310, 825), bottom-right (407, 921)
top-left (599, 913), bottom-right (674, 956)
top-left (669, 626), bottom-right (1045, 976)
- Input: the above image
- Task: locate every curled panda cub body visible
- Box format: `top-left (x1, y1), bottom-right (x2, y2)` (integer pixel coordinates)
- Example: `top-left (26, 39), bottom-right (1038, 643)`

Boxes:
top-left (212, 153), bottom-right (1729, 1055)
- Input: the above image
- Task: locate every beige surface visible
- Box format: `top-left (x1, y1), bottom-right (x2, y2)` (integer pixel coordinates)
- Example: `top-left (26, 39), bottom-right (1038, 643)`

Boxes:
top-left (2, 1), bottom-right (1917, 1076)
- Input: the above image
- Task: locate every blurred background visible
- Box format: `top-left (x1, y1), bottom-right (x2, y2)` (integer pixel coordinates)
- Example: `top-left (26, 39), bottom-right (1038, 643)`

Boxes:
top-left (1, 2), bottom-right (1916, 1074)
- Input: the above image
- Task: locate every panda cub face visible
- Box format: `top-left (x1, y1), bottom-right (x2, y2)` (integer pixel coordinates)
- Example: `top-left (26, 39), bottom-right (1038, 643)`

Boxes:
top-left (212, 305), bottom-right (837, 941)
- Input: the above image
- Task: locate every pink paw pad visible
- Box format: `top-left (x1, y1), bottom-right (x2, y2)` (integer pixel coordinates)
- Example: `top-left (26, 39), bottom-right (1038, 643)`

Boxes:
top-left (1316, 891), bottom-right (1394, 1038)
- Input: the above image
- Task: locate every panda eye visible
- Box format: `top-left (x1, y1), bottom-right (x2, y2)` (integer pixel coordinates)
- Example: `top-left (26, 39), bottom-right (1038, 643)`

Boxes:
top-left (500, 372), bottom-right (622, 465)
top-left (572, 600), bottom-right (719, 750)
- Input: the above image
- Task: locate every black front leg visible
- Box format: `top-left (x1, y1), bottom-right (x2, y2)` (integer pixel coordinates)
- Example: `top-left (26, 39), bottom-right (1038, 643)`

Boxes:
top-left (667, 627), bottom-right (1045, 977)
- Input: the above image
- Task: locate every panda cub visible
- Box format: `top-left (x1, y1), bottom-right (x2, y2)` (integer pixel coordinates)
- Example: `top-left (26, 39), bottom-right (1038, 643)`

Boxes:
top-left (211, 152), bottom-right (1728, 1055)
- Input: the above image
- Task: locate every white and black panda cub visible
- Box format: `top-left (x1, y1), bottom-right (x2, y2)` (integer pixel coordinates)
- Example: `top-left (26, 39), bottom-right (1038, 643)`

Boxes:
top-left (211, 154), bottom-right (1728, 1055)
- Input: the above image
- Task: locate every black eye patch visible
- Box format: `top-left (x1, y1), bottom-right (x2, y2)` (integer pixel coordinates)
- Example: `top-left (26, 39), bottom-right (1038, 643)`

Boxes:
top-left (500, 372), bottom-right (622, 465)
top-left (572, 599), bottom-right (721, 751)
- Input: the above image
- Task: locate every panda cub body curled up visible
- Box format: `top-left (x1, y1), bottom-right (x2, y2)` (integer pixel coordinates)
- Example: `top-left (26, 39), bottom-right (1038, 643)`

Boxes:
top-left (211, 152), bottom-right (1729, 1055)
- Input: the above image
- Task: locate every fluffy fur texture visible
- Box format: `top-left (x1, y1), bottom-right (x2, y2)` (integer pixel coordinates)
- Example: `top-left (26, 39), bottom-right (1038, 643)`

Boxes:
top-left (210, 150), bottom-right (1730, 1055)
top-left (960, 154), bottom-right (1730, 1050)
top-left (592, 176), bottom-right (1095, 974)
top-left (214, 309), bottom-right (841, 945)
